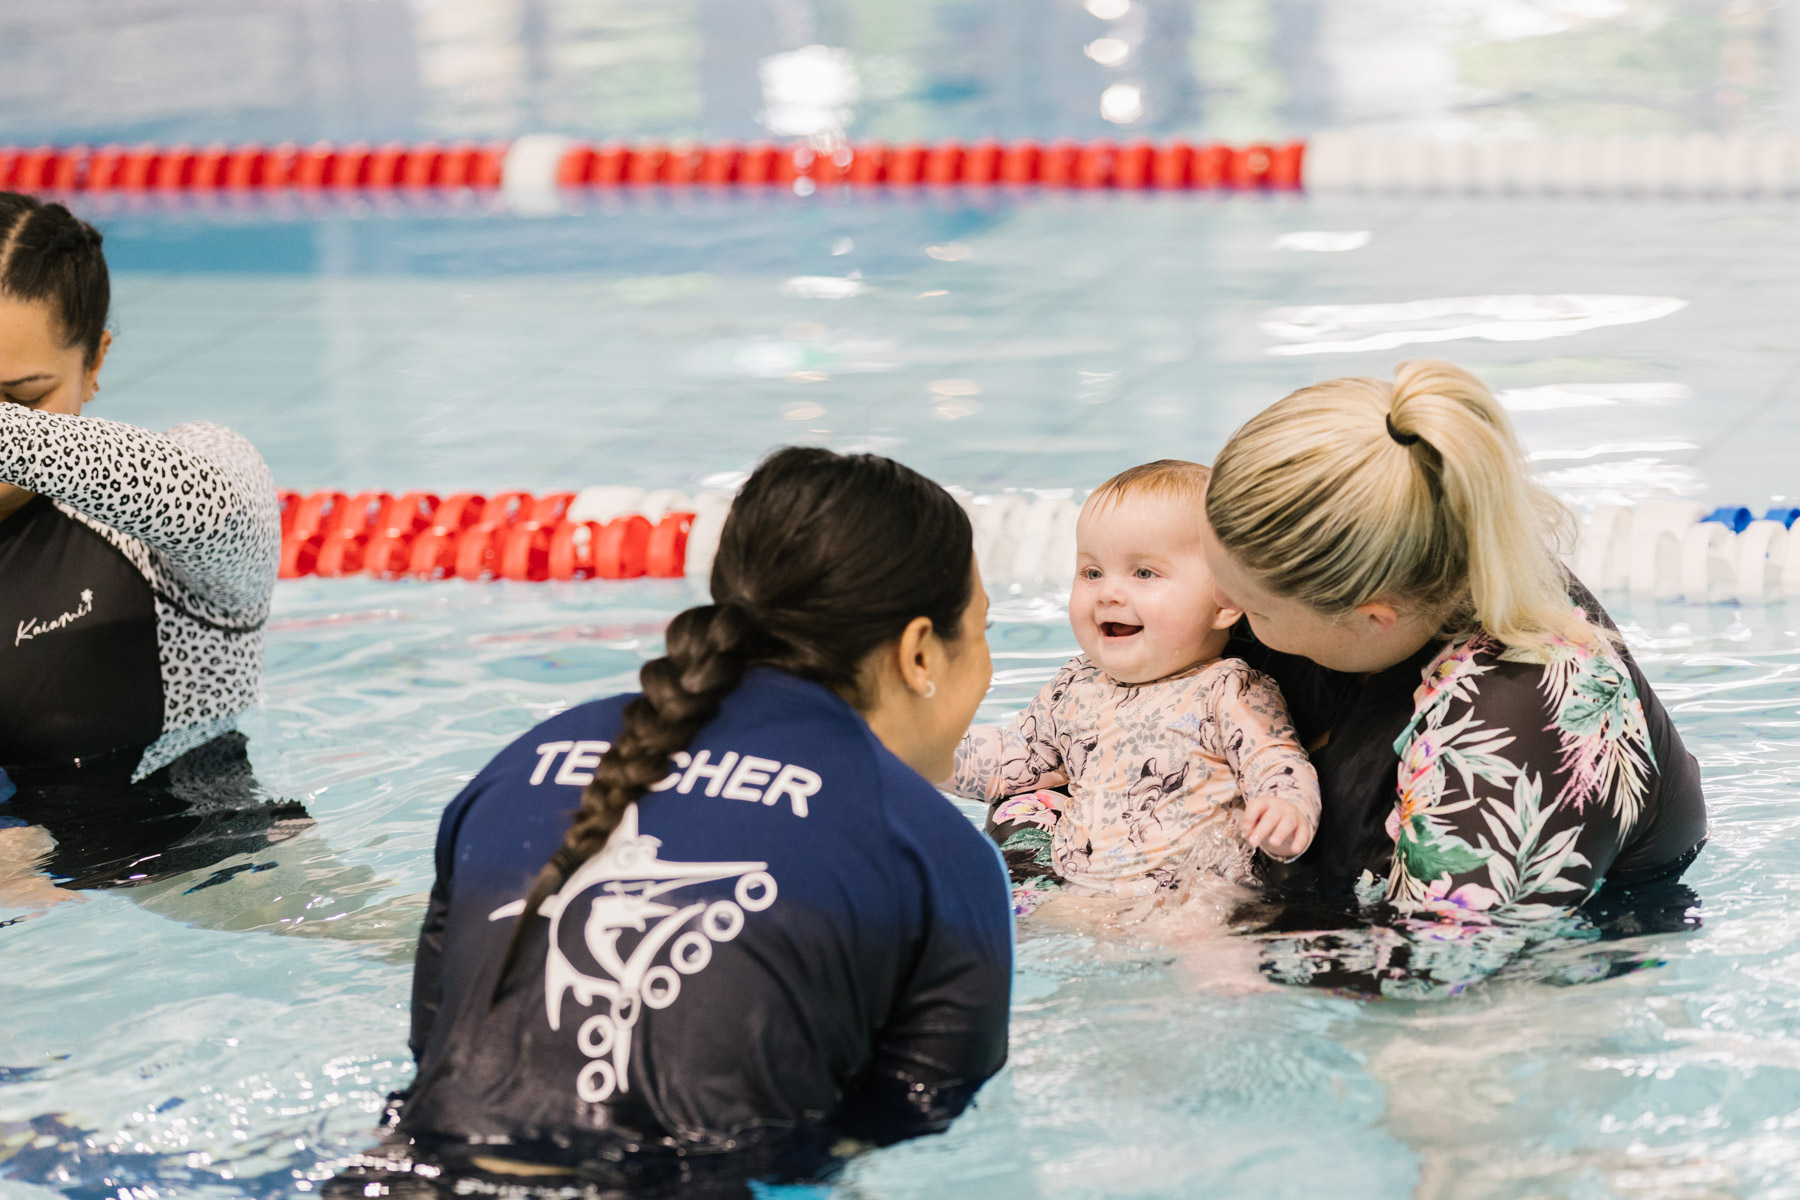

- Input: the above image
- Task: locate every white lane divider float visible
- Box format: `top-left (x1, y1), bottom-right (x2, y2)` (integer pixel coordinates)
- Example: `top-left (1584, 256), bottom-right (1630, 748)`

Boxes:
top-left (1304, 132), bottom-right (1800, 199)
top-left (1571, 502), bottom-right (1797, 603)
top-left (581, 484), bottom-right (1800, 604)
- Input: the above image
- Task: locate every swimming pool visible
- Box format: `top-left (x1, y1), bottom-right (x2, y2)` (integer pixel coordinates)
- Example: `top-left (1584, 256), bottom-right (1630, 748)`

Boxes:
top-left (5, 189), bottom-right (1800, 1198)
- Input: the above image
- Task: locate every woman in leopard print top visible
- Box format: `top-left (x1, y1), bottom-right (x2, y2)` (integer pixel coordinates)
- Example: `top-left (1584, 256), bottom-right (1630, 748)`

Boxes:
top-left (0, 193), bottom-right (279, 805)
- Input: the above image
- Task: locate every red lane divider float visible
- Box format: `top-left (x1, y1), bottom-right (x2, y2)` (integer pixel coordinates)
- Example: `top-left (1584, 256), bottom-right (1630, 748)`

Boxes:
top-left (277, 490), bottom-right (693, 582)
top-left (1, 138), bottom-right (1306, 193)
top-left (0, 142), bottom-right (506, 193)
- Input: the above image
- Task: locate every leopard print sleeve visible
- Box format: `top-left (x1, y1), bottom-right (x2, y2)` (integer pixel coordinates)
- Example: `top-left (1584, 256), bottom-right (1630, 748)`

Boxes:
top-left (0, 406), bottom-right (279, 617)
top-left (1, 404), bottom-right (280, 778)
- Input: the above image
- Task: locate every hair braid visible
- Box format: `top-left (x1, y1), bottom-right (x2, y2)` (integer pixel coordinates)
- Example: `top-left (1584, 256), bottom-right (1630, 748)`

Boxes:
top-left (492, 603), bottom-right (761, 998)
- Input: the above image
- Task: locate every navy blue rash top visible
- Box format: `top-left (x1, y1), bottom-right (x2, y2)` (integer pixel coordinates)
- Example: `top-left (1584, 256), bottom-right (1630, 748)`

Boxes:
top-left (400, 667), bottom-right (1014, 1162)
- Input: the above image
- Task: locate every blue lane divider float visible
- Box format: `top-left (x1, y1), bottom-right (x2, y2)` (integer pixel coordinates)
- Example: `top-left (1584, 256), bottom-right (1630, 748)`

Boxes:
top-left (1701, 506), bottom-right (1754, 533)
top-left (1763, 507), bottom-right (1800, 529)
top-left (1580, 501), bottom-right (1800, 603)
top-left (1701, 506), bottom-right (1800, 533)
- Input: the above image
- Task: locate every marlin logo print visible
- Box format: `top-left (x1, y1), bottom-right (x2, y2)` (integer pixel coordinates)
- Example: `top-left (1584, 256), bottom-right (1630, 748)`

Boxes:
top-left (16, 589), bottom-right (95, 647)
top-left (489, 804), bottom-right (777, 1103)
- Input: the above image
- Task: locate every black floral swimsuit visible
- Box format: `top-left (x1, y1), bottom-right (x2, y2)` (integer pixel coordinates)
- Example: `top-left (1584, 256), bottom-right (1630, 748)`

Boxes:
top-left (1232, 587), bottom-right (1708, 996)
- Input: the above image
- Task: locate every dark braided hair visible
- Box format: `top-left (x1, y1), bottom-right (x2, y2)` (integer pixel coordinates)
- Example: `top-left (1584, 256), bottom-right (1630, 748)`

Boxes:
top-left (0, 192), bottom-right (110, 366)
top-left (494, 447), bottom-right (977, 994)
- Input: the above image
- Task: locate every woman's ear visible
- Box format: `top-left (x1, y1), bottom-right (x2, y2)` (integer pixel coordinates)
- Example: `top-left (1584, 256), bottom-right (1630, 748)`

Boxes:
top-left (1352, 599), bottom-right (1401, 635)
top-left (81, 330), bottom-right (113, 409)
top-left (893, 615), bottom-right (936, 697)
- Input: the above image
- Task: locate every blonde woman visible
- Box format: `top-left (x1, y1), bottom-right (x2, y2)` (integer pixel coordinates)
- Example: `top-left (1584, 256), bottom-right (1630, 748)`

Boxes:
top-left (1201, 360), bottom-right (1706, 958)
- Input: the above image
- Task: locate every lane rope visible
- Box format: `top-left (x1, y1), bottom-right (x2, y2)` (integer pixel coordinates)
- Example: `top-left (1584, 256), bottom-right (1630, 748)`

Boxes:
top-left (275, 487), bottom-right (1800, 603)
top-left (10, 134), bottom-right (1799, 197)
top-left (0, 138), bottom-right (1303, 194)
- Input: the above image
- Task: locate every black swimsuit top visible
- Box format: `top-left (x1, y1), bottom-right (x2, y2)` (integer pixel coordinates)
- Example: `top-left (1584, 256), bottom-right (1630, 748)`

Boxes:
top-left (0, 495), bottom-right (164, 771)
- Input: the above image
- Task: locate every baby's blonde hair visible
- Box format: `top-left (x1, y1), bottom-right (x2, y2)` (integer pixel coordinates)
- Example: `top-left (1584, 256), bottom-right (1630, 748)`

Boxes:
top-left (1086, 458), bottom-right (1211, 514)
top-left (1206, 360), bottom-right (1596, 655)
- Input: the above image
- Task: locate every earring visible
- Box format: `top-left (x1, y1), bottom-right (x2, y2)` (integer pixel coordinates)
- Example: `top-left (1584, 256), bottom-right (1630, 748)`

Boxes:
top-left (922, 681), bottom-right (936, 699)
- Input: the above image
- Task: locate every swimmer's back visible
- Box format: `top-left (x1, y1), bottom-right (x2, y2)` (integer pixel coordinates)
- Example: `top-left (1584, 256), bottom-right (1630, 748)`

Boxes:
top-left (401, 666), bottom-right (1013, 1158)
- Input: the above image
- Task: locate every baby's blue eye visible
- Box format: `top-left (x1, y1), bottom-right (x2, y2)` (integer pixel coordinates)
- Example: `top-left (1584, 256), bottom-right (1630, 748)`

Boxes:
top-left (1134, 567), bottom-right (1156, 580)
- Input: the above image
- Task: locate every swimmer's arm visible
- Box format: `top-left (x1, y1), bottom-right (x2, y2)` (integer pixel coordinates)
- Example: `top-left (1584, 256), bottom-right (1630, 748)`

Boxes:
top-left (1211, 666), bottom-right (1320, 858)
top-left (945, 690), bottom-right (1068, 801)
top-left (1255, 666), bottom-right (1627, 998)
top-left (950, 719), bottom-right (1058, 802)
top-left (0, 406), bottom-right (278, 614)
top-left (410, 781), bottom-right (483, 1062)
top-left (1383, 664), bottom-right (1619, 927)
top-left (0, 824), bottom-right (79, 910)
top-left (945, 724), bottom-right (1007, 800)
top-left (836, 984), bottom-right (1008, 1145)
top-left (408, 876), bottom-right (451, 1062)
top-left (837, 823), bottom-right (1012, 1144)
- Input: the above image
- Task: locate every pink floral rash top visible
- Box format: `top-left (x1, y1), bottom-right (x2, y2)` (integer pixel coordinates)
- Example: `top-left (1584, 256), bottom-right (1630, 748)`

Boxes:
top-left (950, 656), bottom-right (1320, 897)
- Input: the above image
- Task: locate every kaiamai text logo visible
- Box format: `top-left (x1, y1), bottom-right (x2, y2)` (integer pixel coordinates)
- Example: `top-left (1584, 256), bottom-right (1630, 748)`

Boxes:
top-left (16, 589), bottom-right (94, 647)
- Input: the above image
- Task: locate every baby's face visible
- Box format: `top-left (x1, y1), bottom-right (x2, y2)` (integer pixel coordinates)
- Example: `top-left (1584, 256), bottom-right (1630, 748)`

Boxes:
top-left (1070, 493), bottom-right (1238, 685)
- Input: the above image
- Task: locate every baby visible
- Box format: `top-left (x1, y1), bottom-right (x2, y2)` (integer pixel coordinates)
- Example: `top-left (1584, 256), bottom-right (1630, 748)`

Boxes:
top-left (949, 459), bottom-right (1319, 899)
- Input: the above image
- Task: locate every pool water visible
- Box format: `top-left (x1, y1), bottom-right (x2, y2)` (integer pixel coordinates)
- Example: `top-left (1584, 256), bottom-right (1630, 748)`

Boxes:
top-left (6, 191), bottom-right (1800, 1199)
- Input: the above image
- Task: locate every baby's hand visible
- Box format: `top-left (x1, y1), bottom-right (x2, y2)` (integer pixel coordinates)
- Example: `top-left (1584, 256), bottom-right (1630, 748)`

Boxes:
top-left (1241, 793), bottom-right (1314, 862)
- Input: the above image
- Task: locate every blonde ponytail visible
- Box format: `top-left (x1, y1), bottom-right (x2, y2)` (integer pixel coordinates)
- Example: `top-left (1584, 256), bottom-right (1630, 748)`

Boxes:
top-left (1207, 359), bottom-right (1599, 656)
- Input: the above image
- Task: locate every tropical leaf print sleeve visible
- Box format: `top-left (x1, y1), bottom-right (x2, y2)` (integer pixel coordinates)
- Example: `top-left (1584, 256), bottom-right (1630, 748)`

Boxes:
top-left (1207, 663), bottom-right (1320, 841)
top-left (948, 662), bottom-right (1074, 802)
top-left (1386, 635), bottom-right (1655, 926)
top-left (1261, 633), bottom-right (1661, 999)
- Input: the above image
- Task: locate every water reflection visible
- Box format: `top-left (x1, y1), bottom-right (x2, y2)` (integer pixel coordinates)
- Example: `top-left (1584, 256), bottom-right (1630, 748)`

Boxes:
top-left (1498, 381), bottom-right (1691, 411)
top-left (1270, 229), bottom-right (1372, 251)
top-left (1, 1), bottom-right (1794, 146)
top-left (1261, 293), bottom-right (1687, 356)
top-left (6, 577), bottom-right (1800, 1199)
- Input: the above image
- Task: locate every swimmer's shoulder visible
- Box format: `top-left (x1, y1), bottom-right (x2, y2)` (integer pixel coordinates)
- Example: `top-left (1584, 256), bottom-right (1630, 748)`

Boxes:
top-left (1060, 653), bottom-right (1103, 682)
top-left (504, 693), bottom-right (634, 760)
top-left (1036, 653), bottom-right (1105, 706)
top-left (440, 695), bottom-right (636, 824)
top-left (1198, 655), bottom-right (1281, 692)
top-left (1189, 658), bottom-right (1309, 737)
top-left (160, 420), bottom-right (272, 469)
top-left (864, 733), bottom-right (1008, 900)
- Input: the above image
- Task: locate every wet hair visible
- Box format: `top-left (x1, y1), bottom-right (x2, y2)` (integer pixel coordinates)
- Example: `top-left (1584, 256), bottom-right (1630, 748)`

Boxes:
top-left (0, 192), bottom-right (110, 366)
top-left (1086, 458), bottom-right (1211, 514)
top-left (1207, 359), bottom-right (1598, 654)
top-left (494, 446), bottom-right (977, 993)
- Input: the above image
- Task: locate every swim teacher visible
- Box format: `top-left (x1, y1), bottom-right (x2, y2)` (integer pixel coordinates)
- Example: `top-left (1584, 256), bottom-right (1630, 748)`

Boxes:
top-left (0, 194), bottom-right (282, 876)
top-left (1202, 360), bottom-right (1707, 933)
top-left (390, 447), bottom-right (1012, 1183)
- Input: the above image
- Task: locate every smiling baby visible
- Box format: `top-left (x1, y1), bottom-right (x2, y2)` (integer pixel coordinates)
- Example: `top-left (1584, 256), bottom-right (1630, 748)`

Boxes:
top-left (949, 459), bottom-right (1319, 899)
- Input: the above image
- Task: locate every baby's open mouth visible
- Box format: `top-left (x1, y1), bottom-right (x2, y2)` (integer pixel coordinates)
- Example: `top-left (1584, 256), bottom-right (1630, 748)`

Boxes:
top-left (1100, 622), bottom-right (1143, 639)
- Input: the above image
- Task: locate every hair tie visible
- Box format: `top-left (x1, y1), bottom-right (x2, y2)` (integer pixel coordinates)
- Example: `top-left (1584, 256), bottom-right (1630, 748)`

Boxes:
top-left (716, 598), bottom-right (756, 622)
top-left (1385, 414), bottom-right (1422, 447)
